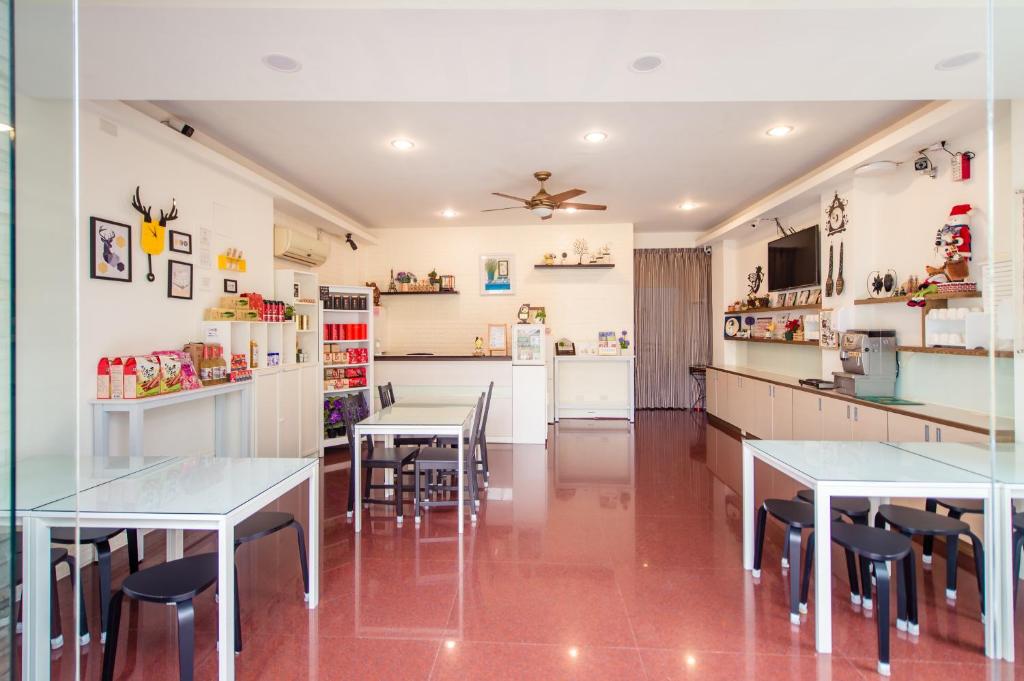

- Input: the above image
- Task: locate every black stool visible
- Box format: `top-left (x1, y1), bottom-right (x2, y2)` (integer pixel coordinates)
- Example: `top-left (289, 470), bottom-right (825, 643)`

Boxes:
top-left (688, 365), bottom-right (706, 411)
top-left (875, 504), bottom-right (984, 616)
top-left (752, 499), bottom-right (841, 624)
top-left (15, 547), bottom-right (88, 649)
top-left (922, 498), bottom-right (984, 567)
top-left (830, 521), bottom-right (917, 677)
top-left (102, 553), bottom-right (219, 681)
top-left (232, 511), bottom-right (309, 652)
top-left (50, 527), bottom-right (140, 643)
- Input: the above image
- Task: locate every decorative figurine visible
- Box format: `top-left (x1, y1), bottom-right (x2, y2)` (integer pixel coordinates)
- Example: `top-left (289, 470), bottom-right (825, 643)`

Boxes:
top-left (387, 268), bottom-right (398, 293)
top-left (365, 281), bottom-right (382, 306)
top-left (517, 303), bottom-right (531, 324)
top-left (473, 336), bottom-right (484, 356)
top-left (572, 239), bottom-right (588, 265)
top-left (747, 265), bottom-right (764, 295)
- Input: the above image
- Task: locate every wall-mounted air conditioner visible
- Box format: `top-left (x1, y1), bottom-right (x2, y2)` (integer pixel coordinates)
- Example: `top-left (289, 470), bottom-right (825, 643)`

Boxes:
top-left (273, 226), bottom-right (330, 267)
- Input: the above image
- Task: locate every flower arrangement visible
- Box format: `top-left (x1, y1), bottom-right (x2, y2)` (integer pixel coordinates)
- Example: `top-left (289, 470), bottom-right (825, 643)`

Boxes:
top-left (784, 318), bottom-right (801, 341)
top-left (324, 397), bottom-right (346, 439)
top-left (395, 271), bottom-right (415, 284)
top-left (618, 330), bottom-right (630, 349)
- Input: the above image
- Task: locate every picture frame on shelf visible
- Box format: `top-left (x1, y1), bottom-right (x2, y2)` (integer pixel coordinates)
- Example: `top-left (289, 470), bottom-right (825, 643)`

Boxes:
top-left (167, 259), bottom-right (193, 300)
top-left (785, 291), bottom-right (798, 307)
top-left (89, 217), bottom-right (133, 282)
top-left (555, 338), bottom-right (576, 356)
top-left (223, 278), bottom-right (238, 293)
top-left (813, 289), bottom-right (822, 304)
top-left (169, 229), bottom-right (192, 254)
top-left (487, 323), bottom-right (509, 356)
top-left (480, 254), bottom-right (514, 295)
top-left (797, 289), bottom-right (811, 306)
top-left (773, 292), bottom-right (786, 307)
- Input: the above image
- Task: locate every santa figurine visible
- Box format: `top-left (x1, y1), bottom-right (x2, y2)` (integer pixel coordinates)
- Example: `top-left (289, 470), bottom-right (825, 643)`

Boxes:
top-left (908, 204), bottom-right (974, 307)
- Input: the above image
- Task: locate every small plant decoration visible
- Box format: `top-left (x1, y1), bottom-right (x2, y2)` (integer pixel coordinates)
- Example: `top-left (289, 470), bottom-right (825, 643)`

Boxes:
top-left (572, 239), bottom-right (588, 265)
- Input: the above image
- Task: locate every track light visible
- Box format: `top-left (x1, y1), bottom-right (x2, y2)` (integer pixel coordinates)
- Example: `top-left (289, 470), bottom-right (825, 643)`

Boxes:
top-left (345, 233), bottom-right (358, 251)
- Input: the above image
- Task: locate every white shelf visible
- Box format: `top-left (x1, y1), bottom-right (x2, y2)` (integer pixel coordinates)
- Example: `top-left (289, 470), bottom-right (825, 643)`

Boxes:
top-left (321, 339), bottom-right (369, 345)
top-left (324, 386), bottom-right (370, 395)
top-left (324, 362), bottom-right (370, 369)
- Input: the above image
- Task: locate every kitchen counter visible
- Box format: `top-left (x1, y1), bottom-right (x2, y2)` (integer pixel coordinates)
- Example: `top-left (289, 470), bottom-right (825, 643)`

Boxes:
top-left (375, 354), bottom-right (511, 361)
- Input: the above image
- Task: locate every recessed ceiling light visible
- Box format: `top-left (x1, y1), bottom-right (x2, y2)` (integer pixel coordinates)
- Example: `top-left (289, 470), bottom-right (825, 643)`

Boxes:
top-left (390, 138), bottom-right (415, 151)
top-left (261, 53), bottom-right (302, 73)
top-left (629, 54), bottom-right (664, 73)
top-left (441, 208), bottom-right (458, 218)
top-left (935, 51), bottom-right (982, 71)
top-left (766, 125), bottom-right (794, 138)
top-left (563, 207), bottom-right (578, 214)
top-left (583, 131), bottom-right (608, 143)
top-left (678, 201), bottom-right (700, 211)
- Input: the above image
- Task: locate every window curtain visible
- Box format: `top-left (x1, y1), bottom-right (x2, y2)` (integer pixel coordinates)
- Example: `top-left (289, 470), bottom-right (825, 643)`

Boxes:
top-left (634, 248), bottom-right (712, 409)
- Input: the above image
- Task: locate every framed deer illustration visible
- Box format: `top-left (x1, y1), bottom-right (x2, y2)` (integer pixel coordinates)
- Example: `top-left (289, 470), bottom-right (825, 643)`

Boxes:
top-left (131, 185), bottom-right (178, 282)
top-left (89, 217), bottom-right (133, 282)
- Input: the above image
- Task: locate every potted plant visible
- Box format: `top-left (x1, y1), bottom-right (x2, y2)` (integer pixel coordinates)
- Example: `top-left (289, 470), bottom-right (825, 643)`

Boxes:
top-left (395, 271), bottom-right (414, 292)
top-left (284, 304), bottom-right (295, 321)
top-left (784, 318), bottom-right (801, 341)
top-left (323, 397), bottom-right (345, 439)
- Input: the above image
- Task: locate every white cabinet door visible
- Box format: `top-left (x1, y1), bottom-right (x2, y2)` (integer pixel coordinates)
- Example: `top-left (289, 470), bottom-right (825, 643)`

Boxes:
top-left (299, 364), bottom-right (320, 456)
top-left (729, 375), bottom-right (751, 433)
top-left (792, 389), bottom-right (824, 440)
top-left (706, 369), bottom-right (718, 417)
top-left (887, 412), bottom-right (930, 442)
top-left (934, 423), bottom-right (988, 443)
top-left (721, 373), bottom-right (737, 426)
top-left (254, 370), bottom-right (280, 458)
top-left (748, 379), bottom-right (772, 439)
top-left (278, 367), bottom-right (302, 457)
top-left (851, 404), bottom-right (888, 440)
top-left (771, 385), bottom-right (793, 439)
top-left (822, 397), bottom-right (852, 440)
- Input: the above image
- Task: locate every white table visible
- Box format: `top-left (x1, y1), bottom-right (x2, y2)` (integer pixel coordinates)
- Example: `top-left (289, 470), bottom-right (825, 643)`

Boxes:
top-left (90, 381), bottom-right (253, 457)
top-left (21, 456), bottom-right (319, 681)
top-left (741, 440), bottom-right (997, 663)
top-left (352, 402), bottom-right (475, 534)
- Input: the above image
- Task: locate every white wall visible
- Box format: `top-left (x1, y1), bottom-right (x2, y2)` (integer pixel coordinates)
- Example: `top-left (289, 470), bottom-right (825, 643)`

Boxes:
top-left (79, 102), bottom-right (276, 456)
top-left (633, 231), bottom-right (699, 249)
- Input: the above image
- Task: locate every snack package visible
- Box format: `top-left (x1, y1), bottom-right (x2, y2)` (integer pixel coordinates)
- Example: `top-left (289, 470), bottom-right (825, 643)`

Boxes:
top-left (157, 353), bottom-right (182, 393)
top-left (154, 350), bottom-right (198, 391)
top-left (133, 355), bottom-right (162, 398)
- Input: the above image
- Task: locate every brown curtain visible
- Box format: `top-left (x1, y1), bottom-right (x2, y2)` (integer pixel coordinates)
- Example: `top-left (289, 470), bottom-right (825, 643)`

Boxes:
top-left (634, 248), bottom-right (712, 408)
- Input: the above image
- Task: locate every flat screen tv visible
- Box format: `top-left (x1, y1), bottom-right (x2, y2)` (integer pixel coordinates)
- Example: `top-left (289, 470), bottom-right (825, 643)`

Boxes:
top-left (767, 226), bottom-right (820, 291)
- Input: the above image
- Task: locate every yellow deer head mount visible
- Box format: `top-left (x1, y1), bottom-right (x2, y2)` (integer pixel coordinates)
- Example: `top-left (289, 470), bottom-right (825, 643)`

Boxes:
top-left (132, 186), bottom-right (177, 282)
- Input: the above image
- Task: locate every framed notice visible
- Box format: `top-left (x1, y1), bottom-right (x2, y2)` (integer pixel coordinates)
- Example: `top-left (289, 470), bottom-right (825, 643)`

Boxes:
top-left (487, 324), bottom-right (509, 356)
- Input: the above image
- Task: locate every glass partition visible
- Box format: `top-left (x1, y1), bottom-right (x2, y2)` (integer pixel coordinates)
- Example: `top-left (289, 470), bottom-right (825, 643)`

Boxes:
top-left (0, 0), bottom-right (11, 675)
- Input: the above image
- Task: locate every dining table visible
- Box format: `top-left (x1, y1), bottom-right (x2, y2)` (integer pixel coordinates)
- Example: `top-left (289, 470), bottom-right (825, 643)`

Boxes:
top-left (18, 455), bottom-right (320, 681)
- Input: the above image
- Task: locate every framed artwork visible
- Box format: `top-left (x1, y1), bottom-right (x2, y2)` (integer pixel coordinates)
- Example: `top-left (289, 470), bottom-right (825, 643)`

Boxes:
top-left (89, 217), bottom-right (132, 282)
top-left (797, 290), bottom-right (811, 306)
top-left (167, 259), bottom-right (193, 300)
top-left (773, 292), bottom-right (786, 307)
top-left (487, 323), bottom-right (509, 356)
top-left (223, 278), bottom-right (238, 293)
top-left (169, 229), bottom-right (192, 254)
top-left (480, 254), bottom-right (514, 295)
top-left (785, 291), bottom-right (798, 307)
top-left (813, 289), bottom-right (822, 304)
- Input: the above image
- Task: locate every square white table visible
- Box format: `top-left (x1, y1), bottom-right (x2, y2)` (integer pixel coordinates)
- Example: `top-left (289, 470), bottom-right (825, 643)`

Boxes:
top-left (742, 440), bottom-right (997, 661)
top-left (21, 456), bottom-right (319, 681)
top-left (352, 402), bottom-right (475, 534)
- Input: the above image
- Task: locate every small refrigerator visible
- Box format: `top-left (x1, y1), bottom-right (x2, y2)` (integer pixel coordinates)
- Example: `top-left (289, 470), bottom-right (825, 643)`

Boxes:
top-left (511, 324), bottom-right (547, 444)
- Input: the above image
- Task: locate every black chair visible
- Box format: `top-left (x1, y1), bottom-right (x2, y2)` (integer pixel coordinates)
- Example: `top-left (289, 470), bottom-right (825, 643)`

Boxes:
top-left (1013, 513), bottom-right (1024, 608)
top-left (15, 547), bottom-right (88, 649)
top-left (50, 527), bottom-right (140, 643)
top-left (102, 553), bottom-right (219, 681)
top-left (437, 381), bottom-right (494, 485)
top-left (232, 511), bottom-right (309, 652)
top-left (921, 498), bottom-right (984, 567)
top-left (829, 521), bottom-right (917, 678)
top-left (378, 382), bottom-right (435, 447)
top-left (875, 504), bottom-right (984, 616)
top-left (413, 393), bottom-right (485, 523)
top-left (752, 499), bottom-right (841, 624)
top-left (343, 392), bottom-right (420, 523)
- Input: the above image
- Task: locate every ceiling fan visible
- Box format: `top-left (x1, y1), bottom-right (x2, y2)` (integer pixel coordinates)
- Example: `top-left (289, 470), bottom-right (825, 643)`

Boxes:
top-left (483, 171), bottom-right (607, 220)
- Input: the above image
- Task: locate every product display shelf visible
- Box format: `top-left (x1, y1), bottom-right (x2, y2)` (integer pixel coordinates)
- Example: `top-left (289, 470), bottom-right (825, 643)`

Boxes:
top-left (724, 336), bottom-right (821, 347)
top-left (725, 303), bottom-right (821, 314)
top-left (320, 284), bottom-right (375, 455)
top-left (199, 320), bottom-right (297, 371)
top-left (533, 263), bottom-right (615, 269)
top-left (853, 291), bottom-right (981, 306)
top-left (896, 345), bottom-right (1013, 359)
top-left (275, 268), bottom-right (324, 458)
top-left (380, 290), bottom-right (459, 296)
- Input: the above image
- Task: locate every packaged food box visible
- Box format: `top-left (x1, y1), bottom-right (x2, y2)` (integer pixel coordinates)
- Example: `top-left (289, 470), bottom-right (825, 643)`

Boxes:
top-left (240, 309), bottom-right (260, 320)
top-left (204, 307), bottom-right (237, 320)
top-left (156, 353), bottom-right (183, 393)
top-left (221, 295), bottom-right (246, 309)
top-left (131, 355), bottom-right (162, 398)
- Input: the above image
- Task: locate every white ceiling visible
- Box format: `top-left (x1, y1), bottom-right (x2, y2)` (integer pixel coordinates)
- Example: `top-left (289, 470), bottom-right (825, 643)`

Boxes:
top-left (153, 100), bottom-right (923, 232)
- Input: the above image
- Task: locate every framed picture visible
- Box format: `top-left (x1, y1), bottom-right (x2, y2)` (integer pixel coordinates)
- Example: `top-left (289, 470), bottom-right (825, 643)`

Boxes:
top-left (785, 291), bottom-right (798, 307)
top-left (223, 278), bottom-right (238, 293)
top-left (813, 289), bottom-right (822, 304)
top-left (773, 292), bottom-right (786, 307)
top-left (487, 323), bottom-right (509, 356)
top-left (169, 229), bottom-right (192, 254)
top-left (167, 259), bottom-right (193, 300)
top-left (480, 254), bottom-right (514, 295)
top-left (797, 290), bottom-right (811, 306)
top-left (89, 217), bottom-right (132, 282)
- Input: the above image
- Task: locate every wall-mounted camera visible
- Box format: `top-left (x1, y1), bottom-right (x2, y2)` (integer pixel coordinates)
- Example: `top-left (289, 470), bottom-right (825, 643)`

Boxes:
top-left (913, 153), bottom-right (936, 179)
top-left (162, 117), bottom-right (195, 138)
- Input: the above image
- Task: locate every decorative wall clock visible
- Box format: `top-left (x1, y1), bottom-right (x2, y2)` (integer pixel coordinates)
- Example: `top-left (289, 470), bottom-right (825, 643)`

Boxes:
top-left (825, 191), bottom-right (848, 237)
top-left (131, 186), bottom-right (178, 282)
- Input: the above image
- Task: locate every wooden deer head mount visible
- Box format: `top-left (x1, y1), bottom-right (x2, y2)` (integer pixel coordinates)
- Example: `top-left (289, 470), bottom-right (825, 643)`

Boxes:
top-left (132, 185), bottom-right (176, 282)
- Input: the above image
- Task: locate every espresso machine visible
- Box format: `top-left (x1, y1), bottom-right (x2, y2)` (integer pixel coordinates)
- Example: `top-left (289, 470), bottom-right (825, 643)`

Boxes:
top-left (833, 329), bottom-right (897, 397)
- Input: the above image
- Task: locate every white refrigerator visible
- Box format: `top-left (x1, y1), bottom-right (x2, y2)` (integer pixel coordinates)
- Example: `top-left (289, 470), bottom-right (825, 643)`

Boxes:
top-left (511, 324), bottom-right (547, 444)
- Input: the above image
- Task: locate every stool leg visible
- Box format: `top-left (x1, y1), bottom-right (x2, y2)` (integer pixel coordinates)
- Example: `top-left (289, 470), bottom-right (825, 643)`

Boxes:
top-left (905, 550), bottom-right (919, 634)
top-left (395, 465), bottom-right (405, 523)
top-left (50, 561), bottom-right (63, 649)
top-left (362, 465), bottom-right (372, 508)
top-left (896, 555), bottom-right (907, 631)
top-left (1014, 531), bottom-right (1023, 609)
top-left (126, 529), bottom-right (141, 573)
top-left (414, 461), bottom-right (422, 521)
top-left (945, 533), bottom-right (959, 599)
top-left (752, 504), bottom-right (767, 578)
top-left (968, 532), bottom-right (985, 618)
top-left (860, 555), bottom-right (874, 610)
top-left (234, 565), bottom-right (242, 654)
top-left (874, 560), bottom-right (891, 676)
top-left (799, 531), bottom-right (814, 614)
top-left (787, 526), bottom-right (802, 625)
top-left (289, 521), bottom-right (310, 600)
top-left (176, 599), bottom-right (196, 681)
top-left (101, 591), bottom-right (125, 681)
top-left (67, 555), bottom-right (90, 645)
top-left (922, 498), bottom-right (937, 563)
top-left (781, 527), bottom-right (791, 570)
top-left (844, 548), bottom-right (861, 604)
top-left (96, 539), bottom-right (113, 643)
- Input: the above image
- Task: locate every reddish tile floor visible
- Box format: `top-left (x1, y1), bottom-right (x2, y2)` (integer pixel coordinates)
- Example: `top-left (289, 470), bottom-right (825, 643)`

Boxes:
top-left (15, 411), bottom-right (1021, 679)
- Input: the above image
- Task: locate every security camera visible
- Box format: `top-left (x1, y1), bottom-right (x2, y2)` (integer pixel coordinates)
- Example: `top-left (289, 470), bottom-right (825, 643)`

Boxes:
top-left (913, 153), bottom-right (936, 178)
top-left (345, 233), bottom-right (358, 251)
top-left (162, 117), bottom-right (195, 138)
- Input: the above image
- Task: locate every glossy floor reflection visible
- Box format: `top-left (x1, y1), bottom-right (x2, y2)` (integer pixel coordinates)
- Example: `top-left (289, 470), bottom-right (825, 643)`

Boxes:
top-left (19, 411), bottom-right (1020, 679)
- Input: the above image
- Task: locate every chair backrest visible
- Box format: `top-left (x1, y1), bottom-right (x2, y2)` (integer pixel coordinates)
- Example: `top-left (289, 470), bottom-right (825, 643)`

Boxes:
top-left (340, 392), bottom-right (370, 453)
top-left (467, 392), bottom-right (485, 454)
top-left (378, 382), bottom-right (395, 409)
top-left (479, 381), bottom-right (495, 433)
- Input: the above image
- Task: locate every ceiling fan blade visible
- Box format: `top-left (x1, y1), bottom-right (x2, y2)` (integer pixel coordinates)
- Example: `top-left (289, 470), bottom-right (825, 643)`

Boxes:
top-left (541, 213), bottom-right (553, 221)
top-left (559, 202), bottom-right (607, 211)
top-left (481, 206), bottom-right (527, 212)
top-left (546, 188), bottom-right (585, 204)
top-left (492, 192), bottom-right (531, 204)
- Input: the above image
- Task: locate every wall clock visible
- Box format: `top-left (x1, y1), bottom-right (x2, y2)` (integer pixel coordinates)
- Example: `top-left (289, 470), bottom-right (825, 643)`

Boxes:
top-left (825, 191), bottom-right (848, 237)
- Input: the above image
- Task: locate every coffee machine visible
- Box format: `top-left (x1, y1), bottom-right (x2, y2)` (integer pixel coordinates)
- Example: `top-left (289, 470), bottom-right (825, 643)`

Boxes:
top-left (833, 329), bottom-right (897, 397)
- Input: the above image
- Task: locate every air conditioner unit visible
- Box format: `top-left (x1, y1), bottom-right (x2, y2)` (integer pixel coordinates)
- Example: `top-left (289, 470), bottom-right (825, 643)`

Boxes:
top-left (273, 226), bottom-right (330, 267)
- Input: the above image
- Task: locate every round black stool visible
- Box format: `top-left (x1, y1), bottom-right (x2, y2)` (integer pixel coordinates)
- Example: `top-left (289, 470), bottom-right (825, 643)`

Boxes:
top-left (922, 498), bottom-right (983, 566)
top-left (830, 521), bottom-right (917, 677)
top-left (102, 553), bottom-right (219, 681)
top-left (232, 511), bottom-right (309, 652)
top-left (875, 504), bottom-right (984, 616)
top-left (752, 499), bottom-right (840, 624)
top-left (15, 547), bottom-right (88, 649)
top-left (50, 527), bottom-right (140, 643)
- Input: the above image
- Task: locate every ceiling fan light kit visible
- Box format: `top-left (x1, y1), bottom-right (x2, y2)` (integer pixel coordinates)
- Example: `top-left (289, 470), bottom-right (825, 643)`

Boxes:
top-left (484, 170), bottom-right (607, 221)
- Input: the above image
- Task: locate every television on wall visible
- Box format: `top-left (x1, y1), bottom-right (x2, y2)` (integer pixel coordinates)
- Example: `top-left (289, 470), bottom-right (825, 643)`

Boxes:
top-left (767, 226), bottom-right (820, 291)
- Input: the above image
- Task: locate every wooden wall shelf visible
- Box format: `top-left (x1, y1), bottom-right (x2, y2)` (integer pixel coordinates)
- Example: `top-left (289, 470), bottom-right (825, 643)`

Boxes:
top-left (896, 345), bottom-right (1012, 359)
top-left (854, 291), bottom-right (981, 306)
top-left (380, 290), bottom-right (460, 296)
top-left (725, 304), bottom-right (821, 314)
top-left (534, 263), bottom-right (615, 269)
top-left (724, 336), bottom-right (820, 348)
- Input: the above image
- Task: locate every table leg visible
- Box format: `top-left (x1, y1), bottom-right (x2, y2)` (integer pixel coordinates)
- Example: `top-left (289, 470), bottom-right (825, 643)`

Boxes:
top-left (308, 466), bottom-right (320, 609)
top-left (814, 486), bottom-right (833, 654)
top-left (742, 443), bottom-right (754, 570)
top-left (127, 407), bottom-right (144, 457)
top-left (166, 529), bottom-right (184, 560)
top-left (214, 394), bottom-right (226, 457)
top-left (240, 385), bottom-right (253, 457)
top-left (216, 519), bottom-right (236, 680)
top-left (22, 517), bottom-right (51, 681)
top-left (93, 407), bottom-right (109, 457)
top-left (353, 426), bottom-right (362, 532)
top-left (458, 431), bottom-right (465, 534)
top-left (383, 435), bottom-right (394, 496)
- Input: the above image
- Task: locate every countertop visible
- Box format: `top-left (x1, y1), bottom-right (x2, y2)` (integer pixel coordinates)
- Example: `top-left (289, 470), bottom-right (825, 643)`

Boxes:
top-left (709, 364), bottom-right (1014, 437)
top-left (375, 354), bottom-right (511, 361)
